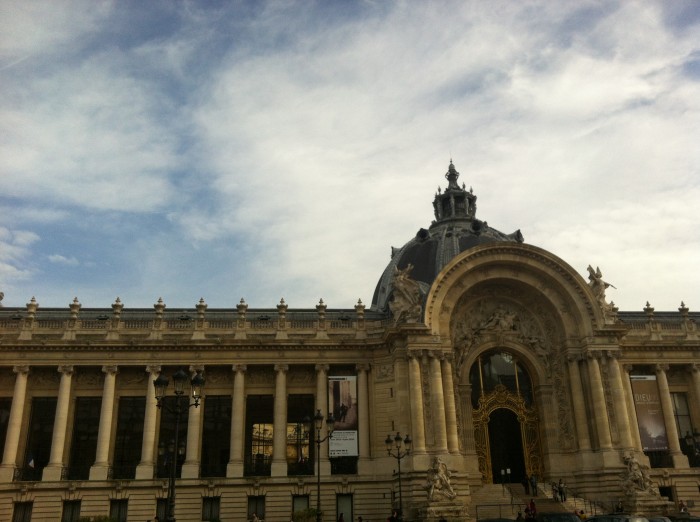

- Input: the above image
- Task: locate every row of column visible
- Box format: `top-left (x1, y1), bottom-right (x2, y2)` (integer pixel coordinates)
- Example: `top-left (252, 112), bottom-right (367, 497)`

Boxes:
top-left (404, 350), bottom-right (460, 455)
top-left (568, 353), bottom-right (700, 467)
top-left (0, 363), bottom-right (372, 482)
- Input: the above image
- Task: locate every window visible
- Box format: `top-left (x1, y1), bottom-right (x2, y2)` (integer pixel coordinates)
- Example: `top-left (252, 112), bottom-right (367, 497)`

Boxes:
top-left (248, 495), bottom-right (265, 521)
top-left (61, 500), bottom-right (81, 522)
top-left (245, 395), bottom-right (273, 476)
top-left (673, 392), bottom-right (699, 467)
top-left (113, 396), bottom-right (145, 479)
top-left (292, 494), bottom-right (309, 515)
top-left (331, 456), bottom-right (358, 475)
top-left (109, 499), bottom-right (128, 522)
top-left (157, 395), bottom-right (189, 479)
top-left (470, 350), bottom-right (533, 407)
top-left (23, 397), bottom-right (57, 481)
top-left (12, 501), bottom-right (32, 522)
top-left (68, 397), bottom-right (101, 480)
top-left (202, 496), bottom-right (221, 521)
top-left (156, 498), bottom-right (168, 520)
top-left (0, 398), bottom-right (12, 457)
top-left (287, 395), bottom-right (314, 476)
top-left (336, 493), bottom-right (353, 522)
top-left (201, 395), bottom-right (231, 477)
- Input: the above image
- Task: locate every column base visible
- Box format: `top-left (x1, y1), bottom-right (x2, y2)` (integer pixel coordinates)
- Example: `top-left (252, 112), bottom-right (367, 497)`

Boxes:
top-left (181, 462), bottom-right (200, 479)
top-left (226, 461), bottom-right (244, 478)
top-left (0, 464), bottom-right (17, 482)
top-left (135, 463), bottom-right (155, 480)
top-left (271, 460), bottom-right (287, 476)
top-left (42, 464), bottom-right (64, 481)
top-left (89, 464), bottom-right (110, 481)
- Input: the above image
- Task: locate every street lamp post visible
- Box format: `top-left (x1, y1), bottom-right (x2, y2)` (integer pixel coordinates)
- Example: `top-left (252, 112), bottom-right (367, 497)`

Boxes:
top-left (386, 432), bottom-right (411, 521)
top-left (307, 409), bottom-right (335, 522)
top-left (153, 368), bottom-right (205, 522)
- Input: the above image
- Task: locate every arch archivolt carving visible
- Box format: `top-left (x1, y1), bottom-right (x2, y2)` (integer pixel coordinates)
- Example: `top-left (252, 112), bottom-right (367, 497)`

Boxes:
top-left (451, 282), bottom-right (576, 454)
top-left (425, 243), bottom-right (600, 338)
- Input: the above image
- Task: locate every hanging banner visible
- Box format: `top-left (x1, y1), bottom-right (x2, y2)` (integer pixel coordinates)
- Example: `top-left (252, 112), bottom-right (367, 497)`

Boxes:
top-left (328, 375), bottom-right (358, 457)
top-left (630, 375), bottom-right (668, 451)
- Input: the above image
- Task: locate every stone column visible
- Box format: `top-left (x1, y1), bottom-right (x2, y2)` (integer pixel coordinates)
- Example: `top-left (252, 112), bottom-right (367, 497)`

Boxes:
top-left (429, 352), bottom-right (448, 452)
top-left (136, 365), bottom-right (160, 479)
top-left (90, 365), bottom-right (118, 480)
top-left (606, 352), bottom-right (634, 449)
top-left (441, 355), bottom-right (460, 454)
top-left (622, 365), bottom-right (643, 451)
top-left (656, 364), bottom-right (688, 467)
top-left (182, 366), bottom-right (204, 478)
top-left (271, 364), bottom-right (288, 476)
top-left (567, 356), bottom-right (591, 450)
top-left (227, 364), bottom-right (246, 477)
top-left (586, 353), bottom-right (612, 449)
top-left (356, 363), bottom-right (371, 470)
top-left (43, 365), bottom-right (74, 481)
top-left (408, 353), bottom-right (426, 454)
top-left (0, 366), bottom-right (30, 482)
top-left (315, 364), bottom-right (331, 475)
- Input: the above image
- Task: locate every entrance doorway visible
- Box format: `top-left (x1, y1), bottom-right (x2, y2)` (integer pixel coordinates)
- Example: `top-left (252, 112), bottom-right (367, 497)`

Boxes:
top-left (488, 408), bottom-right (526, 484)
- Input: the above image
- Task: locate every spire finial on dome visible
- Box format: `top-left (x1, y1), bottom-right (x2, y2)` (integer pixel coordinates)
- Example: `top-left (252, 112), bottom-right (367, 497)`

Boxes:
top-left (445, 160), bottom-right (460, 189)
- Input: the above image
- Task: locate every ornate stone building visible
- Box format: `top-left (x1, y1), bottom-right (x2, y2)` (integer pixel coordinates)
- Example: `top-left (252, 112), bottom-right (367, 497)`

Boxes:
top-left (1, 162), bottom-right (699, 521)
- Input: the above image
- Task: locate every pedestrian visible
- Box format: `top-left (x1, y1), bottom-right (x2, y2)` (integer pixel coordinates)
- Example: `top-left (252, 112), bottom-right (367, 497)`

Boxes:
top-left (338, 513), bottom-right (345, 522)
top-left (522, 476), bottom-right (530, 495)
top-left (530, 474), bottom-right (538, 496)
top-left (559, 479), bottom-right (567, 501)
top-left (529, 498), bottom-right (537, 516)
top-left (552, 482), bottom-right (559, 501)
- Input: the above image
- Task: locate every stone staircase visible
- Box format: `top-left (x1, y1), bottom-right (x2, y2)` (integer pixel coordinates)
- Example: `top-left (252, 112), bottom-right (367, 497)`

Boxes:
top-left (470, 482), bottom-right (586, 520)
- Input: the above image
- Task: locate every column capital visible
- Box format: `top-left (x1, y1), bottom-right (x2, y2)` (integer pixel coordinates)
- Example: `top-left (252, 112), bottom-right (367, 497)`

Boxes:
top-left (655, 364), bottom-right (670, 374)
top-left (58, 365), bottom-right (74, 375)
top-left (146, 365), bottom-right (161, 374)
top-left (586, 351), bottom-right (602, 361)
top-left (189, 365), bottom-right (205, 374)
top-left (622, 364), bottom-right (634, 373)
top-left (13, 365), bottom-right (30, 375)
top-left (690, 363), bottom-right (700, 375)
top-left (605, 350), bottom-right (621, 360)
top-left (274, 364), bottom-right (289, 373)
top-left (314, 364), bottom-right (329, 373)
top-left (102, 365), bottom-right (118, 375)
top-left (355, 363), bottom-right (370, 372)
top-left (232, 364), bottom-right (248, 373)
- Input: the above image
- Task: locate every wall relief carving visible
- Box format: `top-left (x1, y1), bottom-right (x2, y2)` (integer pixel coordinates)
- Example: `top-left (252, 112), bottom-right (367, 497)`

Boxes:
top-left (451, 285), bottom-right (574, 450)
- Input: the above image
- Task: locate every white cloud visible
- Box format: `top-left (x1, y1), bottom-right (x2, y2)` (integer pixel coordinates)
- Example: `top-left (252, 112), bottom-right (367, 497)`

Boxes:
top-left (48, 254), bottom-right (79, 266)
top-left (0, 1), bottom-right (698, 310)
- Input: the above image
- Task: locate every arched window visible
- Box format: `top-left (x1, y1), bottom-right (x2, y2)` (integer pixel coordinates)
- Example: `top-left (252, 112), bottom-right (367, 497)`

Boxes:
top-left (469, 351), bottom-right (533, 408)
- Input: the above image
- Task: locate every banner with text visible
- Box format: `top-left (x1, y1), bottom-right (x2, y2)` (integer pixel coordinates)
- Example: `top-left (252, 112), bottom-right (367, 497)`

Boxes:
top-left (630, 375), bottom-right (669, 451)
top-left (328, 375), bottom-right (358, 457)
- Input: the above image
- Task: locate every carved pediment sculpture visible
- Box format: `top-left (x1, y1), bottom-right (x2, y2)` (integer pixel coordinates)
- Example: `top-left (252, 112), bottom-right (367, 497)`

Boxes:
top-left (389, 264), bottom-right (423, 324)
top-left (587, 265), bottom-right (618, 324)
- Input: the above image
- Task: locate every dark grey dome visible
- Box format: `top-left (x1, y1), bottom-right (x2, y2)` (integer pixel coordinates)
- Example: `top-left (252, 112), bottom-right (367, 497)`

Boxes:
top-left (371, 161), bottom-right (524, 312)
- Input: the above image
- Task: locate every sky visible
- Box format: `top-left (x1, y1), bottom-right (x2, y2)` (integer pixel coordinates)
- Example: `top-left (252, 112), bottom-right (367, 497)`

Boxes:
top-left (1, 0), bottom-right (699, 313)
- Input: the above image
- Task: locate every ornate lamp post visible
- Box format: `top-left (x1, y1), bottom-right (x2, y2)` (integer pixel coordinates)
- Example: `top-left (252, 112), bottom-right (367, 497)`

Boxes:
top-left (386, 432), bottom-right (411, 520)
top-left (307, 409), bottom-right (335, 522)
top-left (153, 368), bottom-right (205, 522)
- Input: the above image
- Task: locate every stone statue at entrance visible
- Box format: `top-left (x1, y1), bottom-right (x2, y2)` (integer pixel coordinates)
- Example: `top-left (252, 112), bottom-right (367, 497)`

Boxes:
top-left (424, 456), bottom-right (457, 501)
top-left (621, 453), bottom-right (654, 494)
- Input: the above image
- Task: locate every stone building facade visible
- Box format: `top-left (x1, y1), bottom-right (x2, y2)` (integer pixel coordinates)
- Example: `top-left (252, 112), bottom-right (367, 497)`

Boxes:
top-left (0, 162), bottom-right (699, 521)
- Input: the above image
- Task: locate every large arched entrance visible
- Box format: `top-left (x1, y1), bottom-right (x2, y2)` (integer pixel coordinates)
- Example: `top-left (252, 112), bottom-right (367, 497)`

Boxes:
top-left (470, 350), bottom-right (543, 484)
top-left (488, 408), bottom-right (526, 484)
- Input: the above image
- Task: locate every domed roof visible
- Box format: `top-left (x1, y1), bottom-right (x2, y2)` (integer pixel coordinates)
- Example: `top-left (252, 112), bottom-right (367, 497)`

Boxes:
top-left (371, 161), bottom-right (524, 312)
